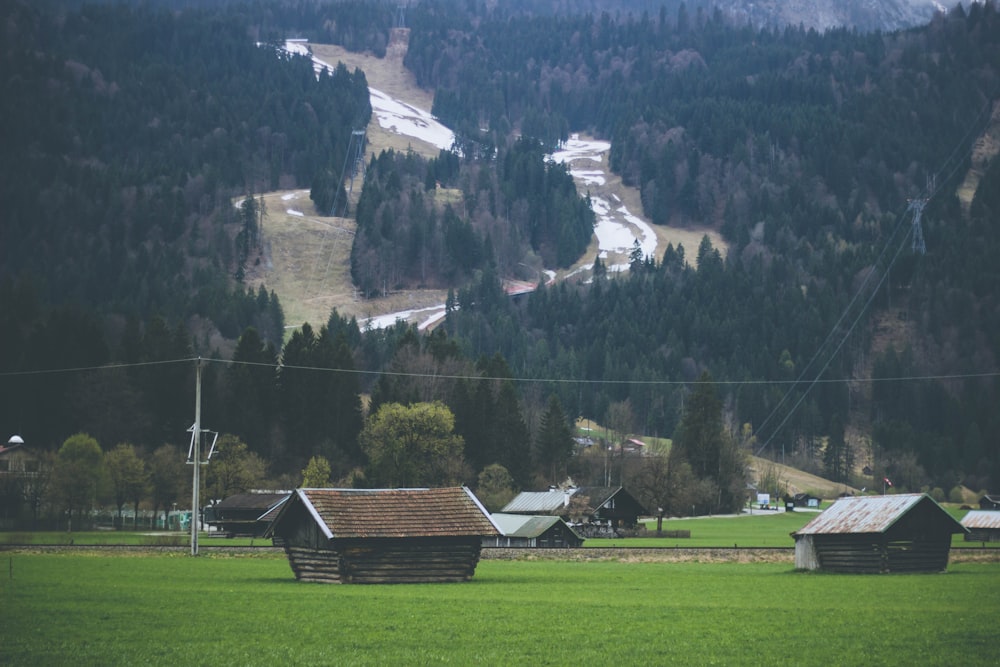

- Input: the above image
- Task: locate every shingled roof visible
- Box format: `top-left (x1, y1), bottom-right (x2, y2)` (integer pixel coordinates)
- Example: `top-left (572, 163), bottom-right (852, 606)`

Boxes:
top-left (286, 487), bottom-right (500, 540)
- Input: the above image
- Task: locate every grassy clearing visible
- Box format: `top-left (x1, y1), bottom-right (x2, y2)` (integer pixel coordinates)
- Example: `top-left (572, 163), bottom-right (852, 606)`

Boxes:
top-left (628, 511), bottom-right (816, 548)
top-left (1, 553), bottom-right (997, 665)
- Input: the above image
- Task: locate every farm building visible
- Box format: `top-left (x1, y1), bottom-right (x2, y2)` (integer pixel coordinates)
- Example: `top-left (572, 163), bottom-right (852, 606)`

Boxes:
top-left (0, 435), bottom-right (39, 476)
top-left (485, 513), bottom-right (584, 548)
top-left (501, 485), bottom-right (648, 537)
top-left (961, 510), bottom-right (1000, 542)
top-left (979, 494), bottom-right (1000, 510)
top-left (792, 493), bottom-right (822, 508)
top-left (792, 493), bottom-right (967, 573)
top-left (204, 491), bottom-right (289, 537)
top-left (265, 486), bottom-right (499, 584)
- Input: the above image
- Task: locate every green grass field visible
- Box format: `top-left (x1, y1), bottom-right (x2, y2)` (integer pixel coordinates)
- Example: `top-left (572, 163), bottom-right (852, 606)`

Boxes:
top-left (1, 552), bottom-right (997, 665)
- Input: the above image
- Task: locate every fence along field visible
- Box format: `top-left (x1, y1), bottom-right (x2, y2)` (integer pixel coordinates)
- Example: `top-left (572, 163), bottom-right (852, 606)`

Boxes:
top-left (2, 553), bottom-right (997, 665)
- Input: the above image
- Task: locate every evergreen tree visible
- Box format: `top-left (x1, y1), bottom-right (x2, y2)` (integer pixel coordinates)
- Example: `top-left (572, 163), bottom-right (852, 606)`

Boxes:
top-left (534, 395), bottom-right (574, 484)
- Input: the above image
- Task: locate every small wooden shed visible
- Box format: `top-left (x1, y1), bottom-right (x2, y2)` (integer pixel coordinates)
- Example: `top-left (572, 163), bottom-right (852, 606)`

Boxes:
top-left (266, 486), bottom-right (499, 584)
top-left (792, 493), bottom-right (967, 573)
top-left (486, 513), bottom-right (584, 548)
top-left (961, 510), bottom-right (1000, 542)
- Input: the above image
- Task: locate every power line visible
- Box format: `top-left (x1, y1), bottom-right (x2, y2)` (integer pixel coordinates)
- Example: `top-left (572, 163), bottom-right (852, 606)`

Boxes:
top-left (0, 358), bottom-right (193, 377)
top-left (2, 355), bottom-right (997, 386)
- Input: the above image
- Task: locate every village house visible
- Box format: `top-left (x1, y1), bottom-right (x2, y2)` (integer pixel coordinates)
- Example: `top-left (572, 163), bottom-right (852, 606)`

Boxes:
top-left (978, 494), bottom-right (1000, 510)
top-left (501, 485), bottom-right (647, 537)
top-left (485, 513), bottom-right (584, 548)
top-left (0, 435), bottom-right (39, 476)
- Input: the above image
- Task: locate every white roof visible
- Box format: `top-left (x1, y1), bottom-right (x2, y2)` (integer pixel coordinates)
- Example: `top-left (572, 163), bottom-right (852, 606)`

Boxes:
top-left (961, 510), bottom-right (1000, 530)
top-left (501, 490), bottom-right (569, 514)
top-left (795, 494), bottom-right (934, 535)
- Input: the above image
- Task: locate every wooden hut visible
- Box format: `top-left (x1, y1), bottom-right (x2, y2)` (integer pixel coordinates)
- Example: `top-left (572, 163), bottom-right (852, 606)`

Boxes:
top-left (792, 494), bottom-right (967, 573)
top-left (961, 510), bottom-right (1000, 542)
top-left (486, 513), bottom-right (584, 548)
top-left (265, 487), bottom-right (499, 584)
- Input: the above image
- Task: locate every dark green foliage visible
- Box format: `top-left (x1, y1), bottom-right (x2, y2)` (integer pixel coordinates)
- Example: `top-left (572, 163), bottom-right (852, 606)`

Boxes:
top-left (0, 2), bottom-right (369, 325)
top-left (350, 142), bottom-right (593, 296)
top-left (534, 395), bottom-right (574, 484)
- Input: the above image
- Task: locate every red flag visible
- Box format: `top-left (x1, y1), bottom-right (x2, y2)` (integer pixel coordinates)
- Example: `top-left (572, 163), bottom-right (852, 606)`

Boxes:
top-left (883, 477), bottom-right (892, 487)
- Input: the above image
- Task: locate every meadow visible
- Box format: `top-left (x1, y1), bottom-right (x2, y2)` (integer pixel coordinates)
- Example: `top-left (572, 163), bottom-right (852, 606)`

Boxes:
top-left (1, 551), bottom-right (997, 666)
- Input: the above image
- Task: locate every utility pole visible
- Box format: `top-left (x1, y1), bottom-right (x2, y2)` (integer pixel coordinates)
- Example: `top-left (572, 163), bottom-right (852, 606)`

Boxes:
top-left (907, 198), bottom-right (927, 255)
top-left (190, 357), bottom-right (202, 556)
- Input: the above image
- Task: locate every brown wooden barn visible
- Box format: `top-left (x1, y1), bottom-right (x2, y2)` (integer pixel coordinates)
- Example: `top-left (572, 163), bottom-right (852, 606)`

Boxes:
top-left (265, 487), bottom-right (499, 584)
top-left (792, 493), bottom-right (967, 573)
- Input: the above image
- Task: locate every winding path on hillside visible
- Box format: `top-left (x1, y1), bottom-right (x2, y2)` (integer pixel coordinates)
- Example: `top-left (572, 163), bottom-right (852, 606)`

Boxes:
top-left (255, 38), bottom-right (727, 331)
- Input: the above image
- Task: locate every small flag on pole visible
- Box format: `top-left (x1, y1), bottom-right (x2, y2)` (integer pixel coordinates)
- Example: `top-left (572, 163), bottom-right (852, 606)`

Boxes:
top-left (883, 477), bottom-right (892, 487)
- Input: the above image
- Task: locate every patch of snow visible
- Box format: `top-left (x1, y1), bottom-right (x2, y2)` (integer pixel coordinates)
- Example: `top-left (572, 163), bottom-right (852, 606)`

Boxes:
top-left (569, 169), bottom-right (605, 186)
top-left (368, 88), bottom-right (455, 152)
top-left (362, 305), bottom-right (445, 331)
top-left (277, 40), bottom-right (455, 152)
top-left (287, 209), bottom-right (304, 217)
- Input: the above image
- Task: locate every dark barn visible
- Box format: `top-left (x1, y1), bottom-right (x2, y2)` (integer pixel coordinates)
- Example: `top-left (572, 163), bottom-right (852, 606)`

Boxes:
top-left (793, 494), bottom-right (966, 573)
top-left (266, 487), bottom-right (499, 584)
top-left (205, 492), bottom-right (289, 537)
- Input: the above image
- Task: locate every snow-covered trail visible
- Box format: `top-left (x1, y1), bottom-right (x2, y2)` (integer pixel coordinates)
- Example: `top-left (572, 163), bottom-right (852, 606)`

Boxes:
top-left (273, 40), bottom-right (721, 331)
top-left (551, 135), bottom-right (658, 274)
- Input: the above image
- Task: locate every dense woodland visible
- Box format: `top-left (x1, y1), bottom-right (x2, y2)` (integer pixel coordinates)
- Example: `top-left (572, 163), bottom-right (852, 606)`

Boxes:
top-left (348, 138), bottom-right (594, 295)
top-left (1, 0), bottom-right (999, 527)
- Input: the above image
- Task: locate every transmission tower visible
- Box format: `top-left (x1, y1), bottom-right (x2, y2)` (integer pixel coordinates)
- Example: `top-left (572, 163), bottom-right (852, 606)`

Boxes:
top-left (907, 198), bottom-right (927, 255)
top-left (330, 128), bottom-right (367, 216)
top-left (396, 3), bottom-right (407, 29)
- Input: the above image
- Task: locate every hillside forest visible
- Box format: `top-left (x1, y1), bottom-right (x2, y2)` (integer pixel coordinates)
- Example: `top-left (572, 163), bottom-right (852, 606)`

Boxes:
top-left (1, 0), bottom-right (998, 525)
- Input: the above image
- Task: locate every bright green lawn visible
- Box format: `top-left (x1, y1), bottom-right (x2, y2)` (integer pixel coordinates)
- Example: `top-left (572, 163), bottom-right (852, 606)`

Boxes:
top-left (0, 553), bottom-right (997, 666)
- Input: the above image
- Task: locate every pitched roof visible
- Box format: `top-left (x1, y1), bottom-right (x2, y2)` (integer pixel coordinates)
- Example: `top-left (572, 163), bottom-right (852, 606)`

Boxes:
top-left (490, 513), bottom-right (581, 539)
top-left (214, 492), bottom-right (290, 512)
top-left (961, 510), bottom-right (1000, 530)
top-left (794, 493), bottom-right (964, 535)
top-left (286, 487), bottom-right (499, 539)
top-left (575, 486), bottom-right (619, 509)
top-left (501, 489), bottom-right (570, 514)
